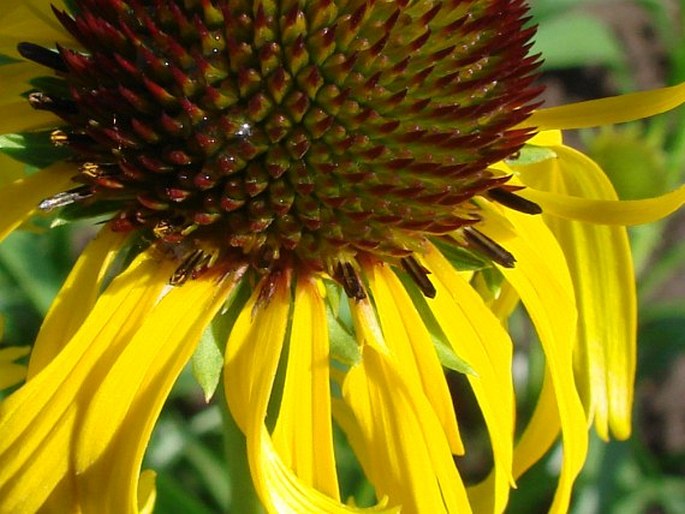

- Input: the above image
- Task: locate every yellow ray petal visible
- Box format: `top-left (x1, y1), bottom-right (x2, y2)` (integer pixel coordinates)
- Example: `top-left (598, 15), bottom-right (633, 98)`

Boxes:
top-left (28, 225), bottom-right (129, 377)
top-left (0, 254), bottom-right (172, 513)
top-left (0, 162), bottom-right (75, 242)
top-left (519, 184), bottom-right (685, 226)
top-left (420, 246), bottom-right (515, 514)
top-left (224, 276), bottom-right (291, 435)
top-left (516, 145), bottom-right (637, 439)
top-left (0, 1), bottom-right (73, 58)
top-left (341, 317), bottom-right (471, 514)
top-left (478, 205), bottom-right (588, 514)
top-left (527, 130), bottom-right (563, 147)
top-left (0, 101), bottom-right (59, 134)
top-left (468, 370), bottom-right (561, 512)
top-left (75, 270), bottom-right (239, 514)
top-left (488, 281), bottom-right (520, 325)
top-left (365, 262), bottom-right (463, 455)
top-left (225, 275), bottom-right (389, 513)
top-left (272, 275), bottom-right (340, 500)
top-left (0, 62), bottom-right (47, 105)
top-left (0, 346), bottom-right (31, 390)
top-left (513, 370), bottom-right (562, 477)
top-left (0, 153), bottom-right (24, 185)
top-left (522, 82), bottom-right (685, 131)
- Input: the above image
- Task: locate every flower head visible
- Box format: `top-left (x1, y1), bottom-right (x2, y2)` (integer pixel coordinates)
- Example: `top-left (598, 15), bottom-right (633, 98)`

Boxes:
top-left (1, 1), bottom-right (684, 513)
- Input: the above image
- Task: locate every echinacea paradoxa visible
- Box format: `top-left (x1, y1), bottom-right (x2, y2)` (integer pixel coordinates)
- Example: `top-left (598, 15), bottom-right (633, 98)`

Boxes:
top-left (1, 1), bottom-right (684, 513)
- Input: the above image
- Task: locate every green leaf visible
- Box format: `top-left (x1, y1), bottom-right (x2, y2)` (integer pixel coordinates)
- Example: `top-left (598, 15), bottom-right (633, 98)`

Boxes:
top-left (0, 132), bottom-right (72, 169)
top-left (432, 337), bottom-right (476, 375)
top-left (191, 281), bottom-right (249, 401)
top-left (327, 305), bottom-right (361, 366)
top-left (191, 327), bottom-right (224, 403)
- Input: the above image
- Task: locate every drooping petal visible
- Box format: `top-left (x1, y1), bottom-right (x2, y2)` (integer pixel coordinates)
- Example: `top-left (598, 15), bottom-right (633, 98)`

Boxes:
top-left (75, 268), bottom-right (239, 514)
top-left (223, 275), bottom-right (291, 436)
top-left (519, 184), bottom-right (685, 226)
top-left (516, 144), bottom-right (637, 439)
top-left (272, 275), bottom-right (340, 500)
top-left (468, 370), bottom-right (560, 511)
top-left (28, 224), bottom-right (129, 377)
top-left (0, 253), bottom-right (172, 513)
top-left (0, 346), bottom-right (31, 390)
top-left (224, 274), bottom-right (390, 513)
top-left (419, 246), bottom-right (515, 514)
top-left (523, 82), bottom-right (685, 130)
top-left (0, 162), bottom-right (74, 242)
top-left (478, 205), bottom-right (588, 514)
top-left (343, 297), bottom-right (471, 514)
top-left (364, 262), bottom-right (463, 455)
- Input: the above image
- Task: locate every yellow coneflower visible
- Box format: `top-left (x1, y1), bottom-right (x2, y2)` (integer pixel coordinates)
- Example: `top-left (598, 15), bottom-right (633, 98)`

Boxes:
top-left (1, 1), bottom-right (684, 513)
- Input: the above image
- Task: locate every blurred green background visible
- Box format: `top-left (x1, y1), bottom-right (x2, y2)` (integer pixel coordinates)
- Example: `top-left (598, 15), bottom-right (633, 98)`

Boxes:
top-left (1, 0), bottom-right (684, 512)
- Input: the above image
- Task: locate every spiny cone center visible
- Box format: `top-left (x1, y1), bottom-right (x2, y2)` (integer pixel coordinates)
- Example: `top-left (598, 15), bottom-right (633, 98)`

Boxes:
top-left (26, 0), bottom-right (540, 278)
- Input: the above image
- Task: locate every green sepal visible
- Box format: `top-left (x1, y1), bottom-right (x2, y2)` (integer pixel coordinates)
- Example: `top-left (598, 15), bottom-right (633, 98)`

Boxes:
top-left (506, 145), bottom-right (557, 166)
top-left (0, 131), bottom-right (72, 169)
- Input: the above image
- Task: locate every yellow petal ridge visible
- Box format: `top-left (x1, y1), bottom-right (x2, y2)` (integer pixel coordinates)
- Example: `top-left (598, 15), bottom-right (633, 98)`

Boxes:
top-left (366, 262), bottom-right (464, 455)
top-left (272, 275), bottom-right (340, 500)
